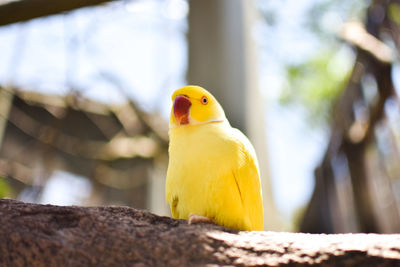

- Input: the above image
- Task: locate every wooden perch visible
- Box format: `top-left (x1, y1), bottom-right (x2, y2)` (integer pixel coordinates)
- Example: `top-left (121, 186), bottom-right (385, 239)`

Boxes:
top-left (1, 199), bottom-right (400, 266)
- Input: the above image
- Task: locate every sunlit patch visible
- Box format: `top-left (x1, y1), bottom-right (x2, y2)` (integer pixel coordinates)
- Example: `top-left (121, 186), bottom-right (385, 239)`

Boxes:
top-left (39, 171), bottom-right (92, 205)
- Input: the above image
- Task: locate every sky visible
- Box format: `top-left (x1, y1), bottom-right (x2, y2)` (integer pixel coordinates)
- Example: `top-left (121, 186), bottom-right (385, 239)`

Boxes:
top-left (0, 0), bottom-right (370, 225)
top-left (256, 0), bottom-right (330, 218)
top-left (0, 0), bottom-right (187, 110)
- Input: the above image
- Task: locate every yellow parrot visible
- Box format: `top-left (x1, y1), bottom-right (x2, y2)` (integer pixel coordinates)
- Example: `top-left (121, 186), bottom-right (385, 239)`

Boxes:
top-left (165, 85), bottom-right (264, 231)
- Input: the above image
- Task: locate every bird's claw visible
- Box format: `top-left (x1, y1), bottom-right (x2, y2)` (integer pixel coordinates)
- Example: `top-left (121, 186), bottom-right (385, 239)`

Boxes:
top-left (188, 213), bottom-right (215, 225)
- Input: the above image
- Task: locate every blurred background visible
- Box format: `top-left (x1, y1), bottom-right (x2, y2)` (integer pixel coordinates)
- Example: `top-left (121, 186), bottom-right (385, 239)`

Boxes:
top-left (0, 0), bottom-right (399, 233)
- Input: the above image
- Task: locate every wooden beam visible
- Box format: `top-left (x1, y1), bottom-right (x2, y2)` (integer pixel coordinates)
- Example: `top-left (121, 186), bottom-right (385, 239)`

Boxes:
top-left (0, 0), bottom-right (118, 26)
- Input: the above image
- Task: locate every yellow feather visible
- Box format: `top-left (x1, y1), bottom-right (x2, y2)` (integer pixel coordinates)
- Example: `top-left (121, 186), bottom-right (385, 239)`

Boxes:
top-left (166, 86), bottom-right (264, 231)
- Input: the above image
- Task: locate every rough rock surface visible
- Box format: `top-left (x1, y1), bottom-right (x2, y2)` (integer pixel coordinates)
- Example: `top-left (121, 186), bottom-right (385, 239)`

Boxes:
top-left (1, 199), bottom-right (400, 266)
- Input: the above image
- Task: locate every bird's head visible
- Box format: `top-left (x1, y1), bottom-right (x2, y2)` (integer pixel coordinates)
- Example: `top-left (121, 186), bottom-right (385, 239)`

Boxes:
top-left (169, 85), bottom-right (226, 128)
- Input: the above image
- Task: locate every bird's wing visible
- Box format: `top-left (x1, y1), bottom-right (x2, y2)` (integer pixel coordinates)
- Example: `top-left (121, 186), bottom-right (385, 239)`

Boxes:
top-left (231, 128), bottom-right (264, 231)
top-left (165, 162), bottom-right (179, 219)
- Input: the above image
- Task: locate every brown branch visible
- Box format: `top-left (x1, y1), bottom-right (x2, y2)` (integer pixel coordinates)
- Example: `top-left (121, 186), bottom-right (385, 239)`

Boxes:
top-left (302, 0), bottom-right (399, 232)
top-left (1, 199), bottom-right (400, 266)
top-left (340, 22), bottom-right (395, 63)
top-left (0, 0), bottom-right (118, 27)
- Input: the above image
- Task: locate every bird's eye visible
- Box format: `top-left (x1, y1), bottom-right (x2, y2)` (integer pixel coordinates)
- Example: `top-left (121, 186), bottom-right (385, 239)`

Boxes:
top-left (201, 96), bottom-right (208, 105)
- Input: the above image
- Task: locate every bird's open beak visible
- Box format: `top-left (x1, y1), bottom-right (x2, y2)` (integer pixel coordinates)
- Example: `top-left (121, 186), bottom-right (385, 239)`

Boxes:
top-left (174, 95), bottom-right (191, 125)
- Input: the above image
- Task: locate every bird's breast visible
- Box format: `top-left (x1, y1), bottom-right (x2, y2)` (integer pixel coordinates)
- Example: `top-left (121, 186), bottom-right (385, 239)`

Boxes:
top-left (168, 124), bottom-right (236, 174)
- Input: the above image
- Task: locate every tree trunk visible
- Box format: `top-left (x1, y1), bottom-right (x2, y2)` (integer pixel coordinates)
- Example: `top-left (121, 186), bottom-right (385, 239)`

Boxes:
top-left (1, 199), bottom-right (400, 266)
top-left (187, 0), bottom-right (279, 231)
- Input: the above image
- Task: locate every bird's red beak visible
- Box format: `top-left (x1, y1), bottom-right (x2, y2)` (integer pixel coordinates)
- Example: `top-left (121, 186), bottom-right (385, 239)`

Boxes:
top-left (174, 95), bottom-right (191, 125)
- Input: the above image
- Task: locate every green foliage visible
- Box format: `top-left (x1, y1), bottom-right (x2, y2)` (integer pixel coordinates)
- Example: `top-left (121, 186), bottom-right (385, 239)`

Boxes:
top-left (389, 3), bottom-right (400, 25)
top-left (271, 0), bottom-right (367, 129)
top-left (280, 46), bottom-right (353, 127)
top-left (0, 177), bottom-right (11, 198)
